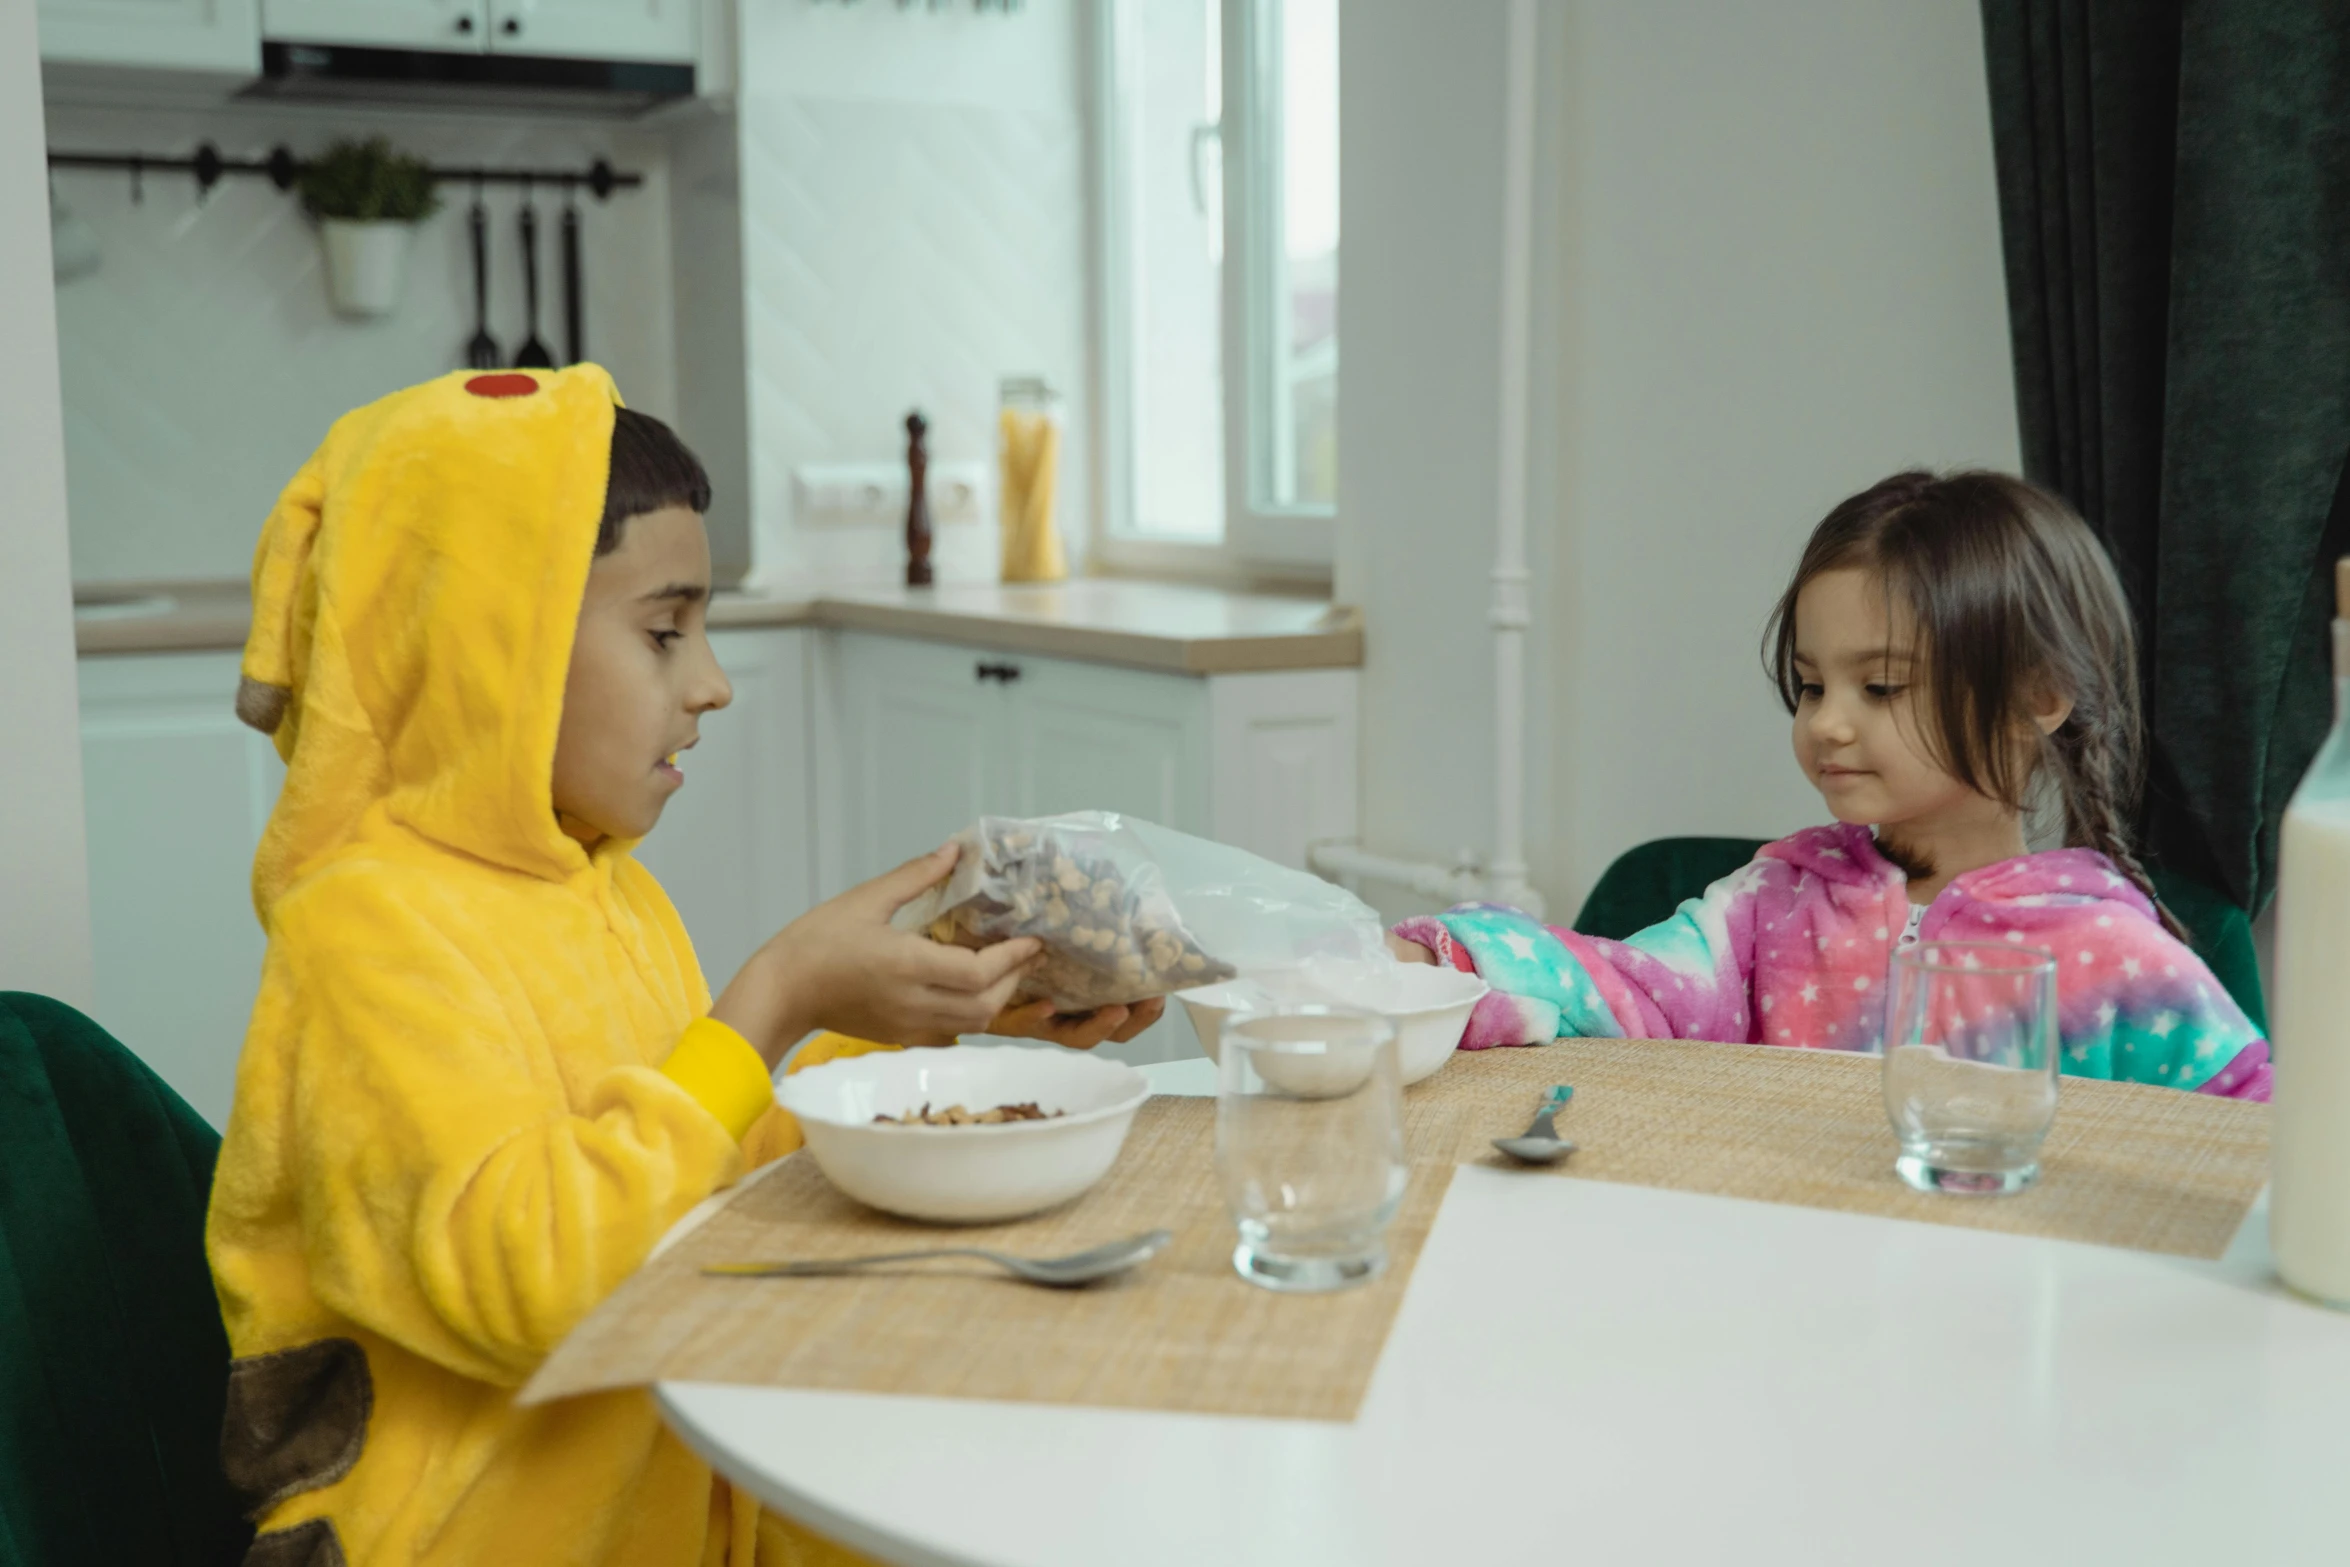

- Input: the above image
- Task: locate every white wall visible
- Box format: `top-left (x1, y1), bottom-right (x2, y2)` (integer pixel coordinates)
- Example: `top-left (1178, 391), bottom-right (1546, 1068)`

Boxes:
top-left (1342, 0), bottom-right (2022, 922)
top-left (47, 101), bottom-right (684, 585)
top-left (734, 0), bottom-right (1089, 585)
top-left (1541, 0), bottom-right (2022, 910)
top-left (1, 3), bottom-right (97, 1005)
top-left (1336, 0), bottom-right (1511, 920)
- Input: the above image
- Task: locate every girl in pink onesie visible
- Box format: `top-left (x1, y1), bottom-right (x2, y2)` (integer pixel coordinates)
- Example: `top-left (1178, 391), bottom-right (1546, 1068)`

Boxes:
top-left (1392, 470), bottom-right (2271, 1100)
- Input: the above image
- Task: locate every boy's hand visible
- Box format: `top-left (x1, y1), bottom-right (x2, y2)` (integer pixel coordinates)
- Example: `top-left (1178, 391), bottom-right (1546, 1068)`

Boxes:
top-left (987, 996), bottom-right (1168, 1052)
top-left (714, 845), bottom-right (1042, 1067)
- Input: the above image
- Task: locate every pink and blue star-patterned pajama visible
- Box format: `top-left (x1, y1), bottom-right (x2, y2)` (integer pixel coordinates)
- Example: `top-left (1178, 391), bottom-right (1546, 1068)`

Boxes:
top-left (1393, 823), bottom-right (2270, 1099)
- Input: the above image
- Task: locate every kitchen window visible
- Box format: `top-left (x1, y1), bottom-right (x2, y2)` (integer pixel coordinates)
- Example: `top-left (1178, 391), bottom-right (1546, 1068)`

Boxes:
top-left (1091, 0), bottom-right (1338, 574)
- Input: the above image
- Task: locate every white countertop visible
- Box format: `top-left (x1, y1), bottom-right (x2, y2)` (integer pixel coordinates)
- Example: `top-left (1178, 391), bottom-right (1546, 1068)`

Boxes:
top-left (658, 1059), bottom-right (2350, 1567)
top-left (75, 578), bottom-right (1361, 675)
top-left (744, 579), bottom-right (1360, 674)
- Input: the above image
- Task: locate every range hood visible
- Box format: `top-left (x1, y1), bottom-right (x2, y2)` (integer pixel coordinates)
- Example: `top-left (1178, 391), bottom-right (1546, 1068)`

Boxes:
top-left (242, 42), bottom-right (693, 117)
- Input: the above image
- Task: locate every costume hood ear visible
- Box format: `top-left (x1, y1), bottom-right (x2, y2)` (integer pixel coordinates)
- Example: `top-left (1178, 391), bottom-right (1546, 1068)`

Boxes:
top-left (237, 456), bottom-right (326, 737)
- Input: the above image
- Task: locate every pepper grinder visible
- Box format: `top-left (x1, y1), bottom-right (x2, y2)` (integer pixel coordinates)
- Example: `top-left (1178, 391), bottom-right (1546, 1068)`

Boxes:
top-left (904, 410), bottom-right (934, 587)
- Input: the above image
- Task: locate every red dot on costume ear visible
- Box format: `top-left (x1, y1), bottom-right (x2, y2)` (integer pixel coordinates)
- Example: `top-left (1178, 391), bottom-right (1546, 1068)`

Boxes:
top-left (465, 374), bottom-right (540, 399)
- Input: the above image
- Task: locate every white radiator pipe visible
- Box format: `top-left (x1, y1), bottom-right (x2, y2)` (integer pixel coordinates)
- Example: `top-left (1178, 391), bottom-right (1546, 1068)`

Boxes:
top-left (1313, 0), bottom-right (1545, 920)
top-left (1483, 0), bottom-right (1542, 919)
top-left (1308, 842), bottom-right (1489, 907)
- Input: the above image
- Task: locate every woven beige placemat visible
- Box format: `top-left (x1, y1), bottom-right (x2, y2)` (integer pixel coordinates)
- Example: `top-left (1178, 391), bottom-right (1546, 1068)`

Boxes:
top-left (524, 1039), bottom-right (2267, 1421)
top-left (521, 1095), bottom-right (1452, 1421)
top-left (1419, 1037), bottom-right (2269, 1258)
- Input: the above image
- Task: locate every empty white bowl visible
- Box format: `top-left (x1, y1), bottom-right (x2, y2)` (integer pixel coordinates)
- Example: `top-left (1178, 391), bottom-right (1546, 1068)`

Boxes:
top-left (1218, 1006), bottom-right (1391, 1098)
top-left (1179, 961), bottom-right (1488, 1086)
top-left (776, 1045), bottom-right (1150, 1223)
top-left (1175, 970), bottom-right (1327, 1065)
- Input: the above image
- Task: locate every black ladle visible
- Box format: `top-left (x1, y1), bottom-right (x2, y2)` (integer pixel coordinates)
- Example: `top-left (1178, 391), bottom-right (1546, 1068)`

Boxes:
top-left (512, 187), bottom-right (556, 370)
top-left (463, 183), bottom-right (500, 370)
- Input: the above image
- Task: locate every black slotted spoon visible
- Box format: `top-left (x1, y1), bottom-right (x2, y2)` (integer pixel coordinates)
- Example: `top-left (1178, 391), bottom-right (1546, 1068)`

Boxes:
top-left (561, 182), bottom-right (585, 367)
top-left (512, 185), bottom-right (556, 370)
top-left (463, 181), bottom-right (500, 370)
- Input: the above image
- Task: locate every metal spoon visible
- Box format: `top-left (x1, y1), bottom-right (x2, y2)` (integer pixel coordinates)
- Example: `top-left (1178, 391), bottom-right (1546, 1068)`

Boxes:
top-left (703, 1229), bottom-right (1173, 1289)
top-left (1492, 1084), bottom-right (1576, 1164)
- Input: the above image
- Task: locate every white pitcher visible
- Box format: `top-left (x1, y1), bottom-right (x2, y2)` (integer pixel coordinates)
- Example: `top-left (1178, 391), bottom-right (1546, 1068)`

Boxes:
top-left (2272, 557), bottom-right (2350, 1307)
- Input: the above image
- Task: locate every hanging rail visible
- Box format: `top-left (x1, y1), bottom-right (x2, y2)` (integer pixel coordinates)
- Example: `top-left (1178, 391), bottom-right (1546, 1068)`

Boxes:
top-left (44, 142), bottom-right (641, 201)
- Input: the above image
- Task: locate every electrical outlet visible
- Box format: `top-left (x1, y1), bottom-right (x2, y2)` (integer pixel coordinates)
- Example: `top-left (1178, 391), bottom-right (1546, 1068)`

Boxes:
top-left (927, 463), bottom-right (987, 524)
top-left (793, 462), bottom-right (989, 527)
top-left (791, 464), bottom-right (898, 527)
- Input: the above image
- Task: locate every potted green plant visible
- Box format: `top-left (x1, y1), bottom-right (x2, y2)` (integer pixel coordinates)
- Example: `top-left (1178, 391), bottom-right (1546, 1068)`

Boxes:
top-left (296, 137), bottom-right (441, 318)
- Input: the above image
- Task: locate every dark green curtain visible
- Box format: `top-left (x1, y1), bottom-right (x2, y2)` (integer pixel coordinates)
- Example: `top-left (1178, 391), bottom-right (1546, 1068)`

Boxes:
top-left (1979, 0), bottom-right (2350, 915)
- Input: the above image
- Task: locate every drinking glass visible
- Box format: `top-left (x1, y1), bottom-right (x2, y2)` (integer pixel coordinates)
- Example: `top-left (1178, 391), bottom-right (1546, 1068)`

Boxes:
top-left (1215, 1006), bottom-right (1406, 1292)
top-left (1882, 941), bottom-right (2060, 1195)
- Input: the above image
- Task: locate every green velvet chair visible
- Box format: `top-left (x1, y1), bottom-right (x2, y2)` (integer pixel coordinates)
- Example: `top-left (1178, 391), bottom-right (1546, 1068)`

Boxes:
top-left (0, 992), bottom-right (251, 1566)
top-left (1571, 837), bottom-right (2268, 1033)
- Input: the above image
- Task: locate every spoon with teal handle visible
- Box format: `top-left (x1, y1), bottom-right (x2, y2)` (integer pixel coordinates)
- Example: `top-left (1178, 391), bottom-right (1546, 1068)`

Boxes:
top-left (1492, 1084), bottom-right (1576, 1164)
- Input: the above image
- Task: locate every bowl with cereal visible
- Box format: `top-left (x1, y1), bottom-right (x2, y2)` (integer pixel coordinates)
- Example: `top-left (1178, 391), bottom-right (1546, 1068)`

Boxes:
top-left (776, 1044), bottom-right (1151, 1223)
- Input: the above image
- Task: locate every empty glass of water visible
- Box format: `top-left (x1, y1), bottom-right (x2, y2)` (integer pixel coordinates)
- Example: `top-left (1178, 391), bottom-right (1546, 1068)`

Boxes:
top-left (1883, 941), bottom-right (2061, 1195)
top-left (1215, 1006), bottom-right (1407, 1292)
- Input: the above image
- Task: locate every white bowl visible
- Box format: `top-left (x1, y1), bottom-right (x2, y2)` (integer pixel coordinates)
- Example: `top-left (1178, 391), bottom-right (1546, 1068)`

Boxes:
top-left (1217, 1006), bottom-right (1388, 1099)
top-left (1179, 962), bottom-right (1488, 1086)
top-left (776, 1045), bottom-right (1150, 1224)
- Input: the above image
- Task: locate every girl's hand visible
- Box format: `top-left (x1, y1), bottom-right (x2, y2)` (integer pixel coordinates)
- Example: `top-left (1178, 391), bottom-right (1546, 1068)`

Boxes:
top-left (712, 845), bottom-right (1042, 1067)
top-left (987, 996), bottom-right (1168, 1052)
top-left (1387, 932), bottom-right (1437, 965)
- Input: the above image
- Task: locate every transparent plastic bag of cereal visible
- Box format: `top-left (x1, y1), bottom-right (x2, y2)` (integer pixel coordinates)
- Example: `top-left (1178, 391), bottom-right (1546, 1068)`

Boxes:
top-left (893, 813), bottom-right (1388, 1012)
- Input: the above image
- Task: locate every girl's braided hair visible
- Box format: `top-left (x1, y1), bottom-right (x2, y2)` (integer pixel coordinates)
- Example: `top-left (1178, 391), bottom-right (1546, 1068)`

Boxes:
top-left (1763, 469), bottom-right (2186, 940)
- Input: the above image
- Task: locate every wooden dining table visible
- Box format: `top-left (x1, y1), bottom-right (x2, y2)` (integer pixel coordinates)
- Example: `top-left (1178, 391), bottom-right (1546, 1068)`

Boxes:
top-left (654, 1054), bottom-right (2350, 1567)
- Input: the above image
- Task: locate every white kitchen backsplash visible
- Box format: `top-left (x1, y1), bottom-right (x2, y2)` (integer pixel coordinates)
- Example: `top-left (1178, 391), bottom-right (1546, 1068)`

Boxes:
top-left (48, 103), bottom-right (680, 586)
top-left (52, 0), bottom-right (1094, 592)
top-left (734, 0), bottom-right (1088, 586)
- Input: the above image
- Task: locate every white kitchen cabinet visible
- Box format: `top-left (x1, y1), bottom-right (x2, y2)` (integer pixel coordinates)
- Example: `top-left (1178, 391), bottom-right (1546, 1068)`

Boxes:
top-left (39, 0), bottom-right (260, 72)
top-left (633, 629), bottom-right (817, 991)
top-left (1204, 668), bottom-right (1360, 870)
top-left (827, 632), bottom-right (1004, 882)
top-left (1009, 657), bottom-right (1210, 827)
top-left (261, 0), bottom-right (481, 50)
top-left (828, 634), bottom-right (1202, 893)
top-left (78, 653), bottom-right (283, 1129)
top-left (488, 0), bottom-right (695, 64)
top-left (261, 0), bottom-right (693, 60)
top-left (827, 631), bottom-right (1357, 889)
top-left (821, 631), bottom-right (1359, 1065)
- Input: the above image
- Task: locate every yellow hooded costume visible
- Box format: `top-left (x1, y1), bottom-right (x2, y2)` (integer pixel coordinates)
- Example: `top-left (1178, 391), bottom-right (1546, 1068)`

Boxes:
top-left (206, 368), bottom-right (872, 1566)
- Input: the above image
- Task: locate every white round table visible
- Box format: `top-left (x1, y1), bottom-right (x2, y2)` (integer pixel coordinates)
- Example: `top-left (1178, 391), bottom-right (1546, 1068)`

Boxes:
top-left (660, 1060), bottom-right (2350, 1566)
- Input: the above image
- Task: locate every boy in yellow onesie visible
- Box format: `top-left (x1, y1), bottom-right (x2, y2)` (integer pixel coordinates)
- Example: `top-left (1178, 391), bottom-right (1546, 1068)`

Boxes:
top-left (205, 367), bottom-right (1158, 1567)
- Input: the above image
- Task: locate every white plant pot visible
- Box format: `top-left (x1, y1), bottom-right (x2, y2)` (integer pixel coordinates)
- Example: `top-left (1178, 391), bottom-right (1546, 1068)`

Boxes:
top-left (319, 219), bottom-right (415, 319)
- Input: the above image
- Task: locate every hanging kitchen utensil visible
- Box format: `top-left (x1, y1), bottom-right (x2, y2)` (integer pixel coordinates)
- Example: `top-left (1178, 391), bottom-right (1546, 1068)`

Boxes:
top-left (512, 183), bottom-right (556, 370)
top-left (49, 176), bottom-right (101, 284)
top-left (464, 181), bottom-right (501, 370)
top-left (560, 178), bottom-right (585, 367)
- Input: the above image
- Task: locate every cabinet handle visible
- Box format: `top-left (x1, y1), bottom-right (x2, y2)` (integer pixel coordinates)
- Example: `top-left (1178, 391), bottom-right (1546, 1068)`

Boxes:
top-left (974, 661), bottom-right (1023, 684)
top-left (455, 14), bottom-right (474, 32)
top-left (501, 16), bottom-right (521, 35)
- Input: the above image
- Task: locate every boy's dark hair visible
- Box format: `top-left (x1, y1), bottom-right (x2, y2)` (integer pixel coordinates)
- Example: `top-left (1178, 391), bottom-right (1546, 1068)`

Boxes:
top-left (597, 407), bottom-right (711, 555)
top-left (1762, 469), bottom-right (2185, 939)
